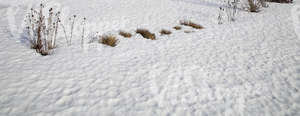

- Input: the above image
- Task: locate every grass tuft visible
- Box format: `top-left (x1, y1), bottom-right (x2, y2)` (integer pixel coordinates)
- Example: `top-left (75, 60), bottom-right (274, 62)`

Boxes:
top-left (173, 26), bottom-right (182, 30)
top-left (119, 31), bottom-right (132, 38)
top-left (136, 29), bottom-right (156, 40)
top-left (160, 29), bottom-right (172, 35)
top-left (100, 35), bottom-right (118, 47)
top-left (180, 20), bottom-right (204, 29)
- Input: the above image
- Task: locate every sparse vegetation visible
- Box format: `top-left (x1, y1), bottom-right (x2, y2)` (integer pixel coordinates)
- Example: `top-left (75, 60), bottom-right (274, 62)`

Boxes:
top-left (100, 35), bottom-right (119, 47)
top-left (119, 31), bottom-right (132, 38)
top-left (25, 3), bottom-right (61, 56)
top-left (218, 7), bottom-right (224, 24)
top-left (160, 29), bottom-right (172, 35)
top-left (26, 0), bottom-right (288, 56)
top-left (180, 20), bottom-right (204, 29)
top-left (173, 26), bottom-right (182, 30)
top-left (136, 29), bottom-right (156, 40)
top-left (225, 0), bottom-right (238, 21)
top-left (60, 15), bottom-right (77, 46)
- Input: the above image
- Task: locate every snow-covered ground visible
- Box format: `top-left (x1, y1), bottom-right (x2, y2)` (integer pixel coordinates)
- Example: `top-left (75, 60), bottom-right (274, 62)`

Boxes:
top-left (0, 0), bottom-right (300, 116)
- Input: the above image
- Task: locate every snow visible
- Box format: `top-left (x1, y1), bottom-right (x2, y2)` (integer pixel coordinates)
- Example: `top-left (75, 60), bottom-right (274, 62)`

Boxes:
top-left (0, 0), bottom-right (300, 116)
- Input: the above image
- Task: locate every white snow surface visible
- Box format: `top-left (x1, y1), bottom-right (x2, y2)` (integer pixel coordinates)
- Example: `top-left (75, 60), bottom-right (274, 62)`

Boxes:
top-left (0, 0), bottom-right (300, 116)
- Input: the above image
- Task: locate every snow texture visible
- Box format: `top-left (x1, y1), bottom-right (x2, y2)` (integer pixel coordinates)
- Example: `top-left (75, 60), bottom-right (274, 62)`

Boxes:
top-left (0, 0), bottom-right (300, 116)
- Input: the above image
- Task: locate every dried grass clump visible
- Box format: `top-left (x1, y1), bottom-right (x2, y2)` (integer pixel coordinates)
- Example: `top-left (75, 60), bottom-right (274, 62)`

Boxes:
top-left (136, 29), bottom-right (156, 40)
top-left (180, 20), bottom-right (204, 29)
top-left (100, 35), bottom-right (118, 47)
top-left (119, 31), bottom-right (132, 38)
top-left (173, 26), bottom-right (182, 30)
top-left (160, 29), bottom-right (172, 35)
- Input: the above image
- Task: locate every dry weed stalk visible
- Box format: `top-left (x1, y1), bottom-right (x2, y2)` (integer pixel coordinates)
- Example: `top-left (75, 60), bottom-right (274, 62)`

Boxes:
top-left (25, 3), bottom-right (61, 55)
